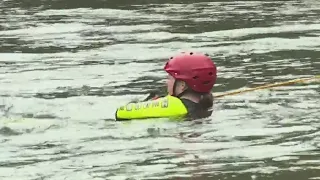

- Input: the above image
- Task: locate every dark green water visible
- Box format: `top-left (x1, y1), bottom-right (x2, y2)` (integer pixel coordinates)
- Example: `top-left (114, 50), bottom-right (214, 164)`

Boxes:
top-left (0, 0), bottom-right (320, 179)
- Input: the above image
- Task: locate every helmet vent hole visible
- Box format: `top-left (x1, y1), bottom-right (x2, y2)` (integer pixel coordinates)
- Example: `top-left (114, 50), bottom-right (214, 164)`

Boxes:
top-left (190, 52), bottom-right (193, 55)
top-left (208, 72), bottom-right (213, 76)
top-left (193, 76), bottom-right (198, 79)
top-left (170, 57), bottom-right (173, 59)
top-left (203, 81), bottom-right (210, 85)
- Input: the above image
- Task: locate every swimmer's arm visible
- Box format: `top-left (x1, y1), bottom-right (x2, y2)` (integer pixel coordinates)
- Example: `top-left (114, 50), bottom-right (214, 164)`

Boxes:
top-left (142, 91), bottom-right (162, 101)
top-left (129, 90), bottom-right (165, 103)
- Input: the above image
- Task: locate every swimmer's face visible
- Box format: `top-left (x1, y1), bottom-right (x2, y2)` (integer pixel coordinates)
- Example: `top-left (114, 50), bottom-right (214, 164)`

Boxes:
top-left (166, 75), bottom-right (175, 95)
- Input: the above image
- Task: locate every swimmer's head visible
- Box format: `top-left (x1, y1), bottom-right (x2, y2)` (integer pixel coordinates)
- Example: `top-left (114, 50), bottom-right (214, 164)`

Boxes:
top-left (164, 52), bottom-right (217, 97)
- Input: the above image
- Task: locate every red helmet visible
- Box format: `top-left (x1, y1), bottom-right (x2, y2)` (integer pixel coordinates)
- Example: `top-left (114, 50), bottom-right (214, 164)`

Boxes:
top-left (164, 52), bottom-right (217, 93)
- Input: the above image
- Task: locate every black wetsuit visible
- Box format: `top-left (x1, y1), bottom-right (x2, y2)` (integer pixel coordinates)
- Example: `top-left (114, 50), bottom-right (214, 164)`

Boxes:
top-left (180, 98), bottom-right (213, 120)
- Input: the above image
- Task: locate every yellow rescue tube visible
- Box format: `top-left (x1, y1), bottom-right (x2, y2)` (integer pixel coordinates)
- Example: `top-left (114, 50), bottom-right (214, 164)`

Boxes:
top-left (115, 95), bottom-right (188, 121)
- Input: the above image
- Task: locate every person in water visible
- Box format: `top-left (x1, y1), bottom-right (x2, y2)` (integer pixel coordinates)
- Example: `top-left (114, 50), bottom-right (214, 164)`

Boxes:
top-left (115, 51), bottom-right (217, 121)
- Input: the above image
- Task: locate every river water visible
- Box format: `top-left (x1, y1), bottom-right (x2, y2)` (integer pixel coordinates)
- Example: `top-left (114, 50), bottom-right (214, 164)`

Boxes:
top-left (0, 0), bottom-right (320, 179)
